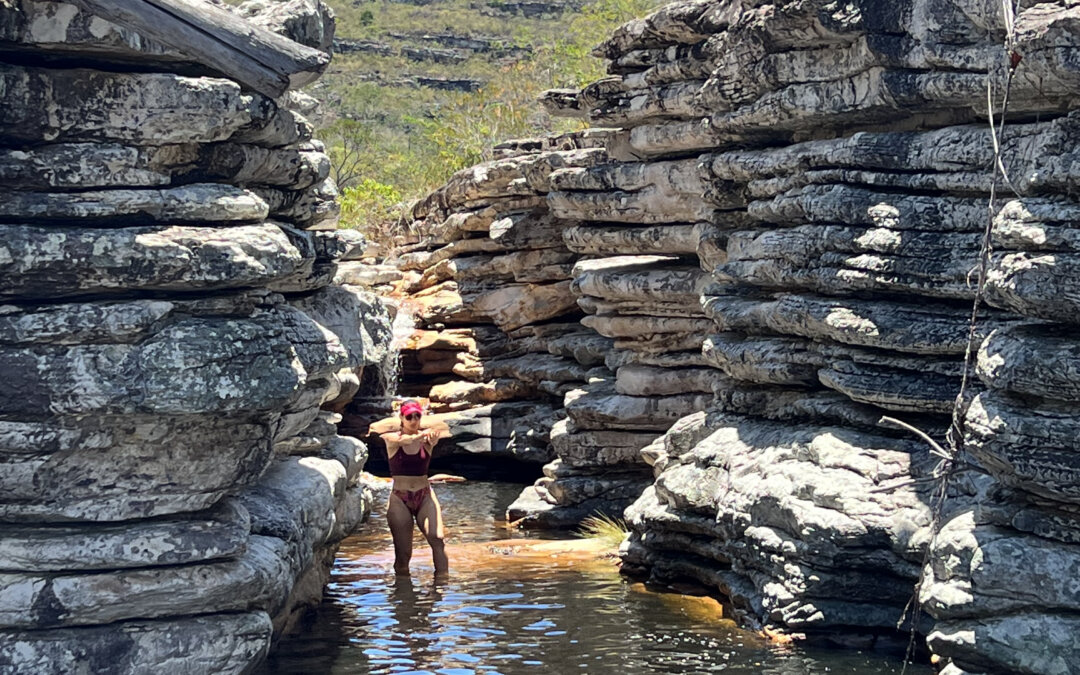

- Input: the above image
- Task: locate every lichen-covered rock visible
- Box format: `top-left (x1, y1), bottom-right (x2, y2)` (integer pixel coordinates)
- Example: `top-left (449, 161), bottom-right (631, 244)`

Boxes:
top-left (0, 4), bottom-right (384, 670)
top-left (0, 183), bottom-right (269, 221)
top-left (624, 413), bottom-right (935, 631)
top-left (0, 223), bottom-right (306, 299)
top-left (396, 2), bottom-right (1080, 669)
top-left (1, 65), bottom-right (306, 146)
top-left (0, 499), bottom-right (250, 572)
top-left (921, 508), bottom-right (1080, 674)
top-left (0, 535), bottom-right (295, 629)
top-left (0, 414), bottom-right (276, 521)
top-left (964, 391), bottom-right (1080, 505)
top-left (0, 612), bottom-right (273, 675)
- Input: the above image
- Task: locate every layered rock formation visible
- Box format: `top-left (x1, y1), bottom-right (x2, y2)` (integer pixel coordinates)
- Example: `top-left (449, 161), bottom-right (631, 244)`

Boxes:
top-left (550, 0), bottom-right (1080, 668)
top-left (919, 174), bottom-right (1080, 670)
top-left (0, 1), bottom-right (391, 672)
top-left (390, 0), bottom-right (1080, 669)
top-left (369, 131), bottom-right (611, 476)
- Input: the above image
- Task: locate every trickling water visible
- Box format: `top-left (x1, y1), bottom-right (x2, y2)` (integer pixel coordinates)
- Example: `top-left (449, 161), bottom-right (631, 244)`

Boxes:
top-left (375, 298), bottom-right (418, 400)
top-left (262, 481), bottom-right (931, 675)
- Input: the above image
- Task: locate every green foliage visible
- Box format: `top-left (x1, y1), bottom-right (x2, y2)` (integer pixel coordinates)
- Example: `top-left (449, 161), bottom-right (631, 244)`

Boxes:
top-left (339, 179), bottom-right (405, 238)
top-left (318, 0), bottom-right (664, 245)
top-left (556, 0), bottom-right (663, 86)
top-left (576, 513), bottom-right (630, 547)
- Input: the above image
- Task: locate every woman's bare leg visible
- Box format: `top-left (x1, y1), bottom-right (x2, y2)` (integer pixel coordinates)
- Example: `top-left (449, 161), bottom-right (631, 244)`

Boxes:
top-left (387, 493), bottom-right (415, 575)
top-left (416, 490), bottom-right (449, 577)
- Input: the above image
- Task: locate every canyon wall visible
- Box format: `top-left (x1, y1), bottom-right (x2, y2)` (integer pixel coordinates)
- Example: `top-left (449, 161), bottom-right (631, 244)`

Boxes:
top-left (393, 0), bottom-right (1080, 670)
top-left (0, 1), bottom-right (391, 671)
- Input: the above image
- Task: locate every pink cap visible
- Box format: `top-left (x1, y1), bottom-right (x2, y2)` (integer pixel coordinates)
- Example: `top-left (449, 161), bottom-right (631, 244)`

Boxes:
top-left (400, 401), bottom-right (423, 417)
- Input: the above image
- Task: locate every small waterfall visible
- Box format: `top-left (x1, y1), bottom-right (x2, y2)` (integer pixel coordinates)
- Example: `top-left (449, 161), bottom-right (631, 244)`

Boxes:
top-left (340, 296), bottom-right (418, 440)
top-left (377, 299), bottom-right (418, 399)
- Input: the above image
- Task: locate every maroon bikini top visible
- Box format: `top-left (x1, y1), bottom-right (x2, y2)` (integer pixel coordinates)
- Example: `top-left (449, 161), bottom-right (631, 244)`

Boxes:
top-left (388, 442), bottom-right (432, 477)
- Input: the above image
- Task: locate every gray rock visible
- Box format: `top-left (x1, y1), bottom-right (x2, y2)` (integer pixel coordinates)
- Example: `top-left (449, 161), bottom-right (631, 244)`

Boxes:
top-left (235, 0), bottom-right (335, 52)
top-left (0, 499), bottom-right (249, 573)
top-left (563, 223), bottom-right (701, 256)
top-left (477, 352), bottom-right (590, 384)
top-left (922, 511), bottom-right (1080, 621)
top-left (986, 251), bottom-right (1080, 322)
top-left (0, 0), bottom-right (181, 61)
top-left (702, 293), bottom-right (991, 355)
top-left (506, 485), bottom-right (619, 527)
top-left (572, 259), bottom-right (709, 303)
top-left (923, 508), bottom-right (1080, 674)
top-left (550, 418), bottom-right (656, 468)
top-left (0, 316), bottom-right (306, 415)
top-left (470, 280), bottom-right (578, 331)
top-left (0, 612), bottom-right (272, 675)
top-left (614, 364), bottom-right (729, 395)
top-left (928, 614), bottom-right (1080, 675)
top-left (0, 223), bottom-right (305, 299)
top-left (238, 455), bottom-right (350, 571)
top-left (253, 176), bottom-right (340, 228)
top-left (625, 412), bottom-right (935, 630)
top-left (717, 225), bottom-right (982, 299)
top-left (565, 384), bottom-right (711, 431)
top-left (976, 324), bottom-right (1080, 401)
top-left (0, 143), bottom-right (185, 190)
top-left (965, 391), bottom-right (1080, 505)
top-left (1, 65), bottom-right (301, 146)
top-left (544, 331), bottom-right (615, 367)
top-left (433, 402), bottom-right (557, 463)
top-left (0, 535), bottom-right (293, 628)
top-left (0, 413), bottom-right (275, 522)
top-left (289, 285), bottom-right (392, 369)
top-left (0, 183), bottom-right (267, 222)
top-left (818, 363), bottom-right (958, 414)
top-left (0, 296), bottom-right (266, 346)
top-left (538, 461), bottom-right (652, 506)
top-left (702, 333), bottom-right (823, 386)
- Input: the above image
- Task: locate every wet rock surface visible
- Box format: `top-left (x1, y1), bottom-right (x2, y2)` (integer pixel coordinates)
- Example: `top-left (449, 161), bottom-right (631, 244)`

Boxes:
top-left (0, 1), bottom-right (391, 673)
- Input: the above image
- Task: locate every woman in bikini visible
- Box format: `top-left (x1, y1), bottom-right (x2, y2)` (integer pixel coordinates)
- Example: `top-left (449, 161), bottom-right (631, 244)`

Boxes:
top-left (380, 400), bottom-right (449, 577)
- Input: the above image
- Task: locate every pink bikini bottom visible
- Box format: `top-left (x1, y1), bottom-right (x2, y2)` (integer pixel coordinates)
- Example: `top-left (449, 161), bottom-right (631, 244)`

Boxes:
top-left (392, 486), bottom-right (431, 516)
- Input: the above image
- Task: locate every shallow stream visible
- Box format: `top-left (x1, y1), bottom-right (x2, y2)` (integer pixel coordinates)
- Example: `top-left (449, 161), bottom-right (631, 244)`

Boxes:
top-left (262, 481), bottom-right (929, 675)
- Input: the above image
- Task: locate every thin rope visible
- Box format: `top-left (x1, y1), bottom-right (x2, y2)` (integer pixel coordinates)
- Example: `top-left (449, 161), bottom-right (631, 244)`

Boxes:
top-left (898, 4), bottom-right (1022, 671)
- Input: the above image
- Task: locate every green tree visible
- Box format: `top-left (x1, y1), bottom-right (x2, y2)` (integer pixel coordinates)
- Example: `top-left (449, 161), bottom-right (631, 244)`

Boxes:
top-left (319, 0), bottom-right (665, 246)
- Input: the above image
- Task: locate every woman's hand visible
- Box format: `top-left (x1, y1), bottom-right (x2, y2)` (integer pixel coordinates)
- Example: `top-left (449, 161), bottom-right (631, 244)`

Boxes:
top-left (422, 428), bottom-right (441, 446)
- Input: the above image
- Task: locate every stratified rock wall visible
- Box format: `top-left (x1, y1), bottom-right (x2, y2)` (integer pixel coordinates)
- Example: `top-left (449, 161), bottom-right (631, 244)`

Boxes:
top-left (367, 131), bottom-right (612, 487)
top-left (395, 0), bottom-right (1080, 670)
top-left (0, 1), bottom-right (392, 672)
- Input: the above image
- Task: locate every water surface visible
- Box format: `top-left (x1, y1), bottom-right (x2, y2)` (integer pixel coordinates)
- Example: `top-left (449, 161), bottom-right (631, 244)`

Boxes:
top-left (264, 481), bottom-right (930, 675)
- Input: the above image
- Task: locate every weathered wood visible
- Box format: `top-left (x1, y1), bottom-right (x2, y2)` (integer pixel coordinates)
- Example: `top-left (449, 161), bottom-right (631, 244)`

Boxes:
top-left (69, 0), bottom-right (329, 98)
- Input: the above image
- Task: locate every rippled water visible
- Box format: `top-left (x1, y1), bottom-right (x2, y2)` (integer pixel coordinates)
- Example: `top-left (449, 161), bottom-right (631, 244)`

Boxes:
top-left (263, 481), bottom-right (929, 675)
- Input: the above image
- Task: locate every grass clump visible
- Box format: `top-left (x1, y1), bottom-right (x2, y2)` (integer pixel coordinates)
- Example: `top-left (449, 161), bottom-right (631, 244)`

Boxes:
top-left (576, 513), bottom-right (630, 548)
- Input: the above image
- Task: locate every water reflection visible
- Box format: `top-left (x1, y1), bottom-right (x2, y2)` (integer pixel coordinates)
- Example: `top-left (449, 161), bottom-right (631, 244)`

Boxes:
top-left (263, 481), bottom-right (929, 675)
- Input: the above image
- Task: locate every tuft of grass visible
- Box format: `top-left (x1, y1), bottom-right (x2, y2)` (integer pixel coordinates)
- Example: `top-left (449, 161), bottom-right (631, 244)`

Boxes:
top-left (576, 513), bottom-right (629, 548)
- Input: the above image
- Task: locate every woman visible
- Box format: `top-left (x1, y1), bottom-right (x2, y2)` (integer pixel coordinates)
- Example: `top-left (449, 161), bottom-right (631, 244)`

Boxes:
top-left (380, 400), bottom-right (449, 577)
